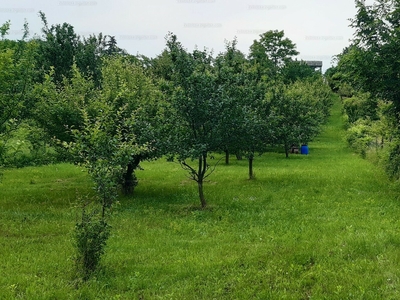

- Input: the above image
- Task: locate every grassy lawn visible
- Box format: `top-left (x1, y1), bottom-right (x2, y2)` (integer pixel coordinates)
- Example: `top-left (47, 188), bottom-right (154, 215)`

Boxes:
top-left (2, 95), bottom-right (400, 299)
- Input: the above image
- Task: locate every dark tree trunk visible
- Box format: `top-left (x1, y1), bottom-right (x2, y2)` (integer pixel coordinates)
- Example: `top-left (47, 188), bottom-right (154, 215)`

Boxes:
top-left (248, 153), bottom-right (254, 179)
top-left (236, 151), bottom-right (243, 160)
top-left (123, 163), bottom-right (135, 195)
top-left (284, 140), bottom-right (289, 158)
top-left (198, 181), bottom-right (206, 208)
top-left (225, 149), bottom-right (229, 165)
top-left (123, 156), bottom-right (141, 195)
top-left (197, 153), bottom-right (207, 208)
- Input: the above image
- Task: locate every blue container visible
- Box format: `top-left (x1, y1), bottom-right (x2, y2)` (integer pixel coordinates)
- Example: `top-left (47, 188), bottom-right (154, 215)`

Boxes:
top-left (301, 145), bottom-right (309, 155)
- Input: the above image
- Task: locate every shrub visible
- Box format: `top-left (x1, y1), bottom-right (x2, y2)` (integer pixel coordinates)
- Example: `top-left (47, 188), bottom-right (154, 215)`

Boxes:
top-left (384, 141), bottom-right (400, 180)
top-left (74, 203), bottom-right (110, 281)
top-left (342, 93), bottom-right (378, 124)
top-left (346, 119), bottom-right (374, 158)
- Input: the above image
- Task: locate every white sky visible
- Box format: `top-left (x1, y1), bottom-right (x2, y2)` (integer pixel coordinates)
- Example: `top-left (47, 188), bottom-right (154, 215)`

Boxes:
top-left (1, 0), bottom-right (363, 72)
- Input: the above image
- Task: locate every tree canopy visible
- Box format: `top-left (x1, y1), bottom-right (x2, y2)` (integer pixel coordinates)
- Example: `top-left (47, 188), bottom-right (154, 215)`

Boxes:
top-left (0, 17), bottom-right (331, 206)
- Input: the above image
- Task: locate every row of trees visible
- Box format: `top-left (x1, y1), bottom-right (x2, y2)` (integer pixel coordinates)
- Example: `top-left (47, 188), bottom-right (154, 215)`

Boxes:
top-left (1, 16), bottom-right (332, 206)
top-left (1, 14), bottom-right (333, 278)
top-left (36, 33), bottom-right (332, 207)
top-left (326, 0), bottom-right (400, 176)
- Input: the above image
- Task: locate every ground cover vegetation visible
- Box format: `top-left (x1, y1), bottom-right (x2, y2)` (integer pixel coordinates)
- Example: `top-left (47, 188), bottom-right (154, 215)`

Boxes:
top-left (2, 96), bottom-right (400, 299)
top-left (2, 0), bottom-right (400, 295)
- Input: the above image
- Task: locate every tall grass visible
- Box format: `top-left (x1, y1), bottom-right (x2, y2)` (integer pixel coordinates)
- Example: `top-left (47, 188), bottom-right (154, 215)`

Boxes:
top-left (1, 95), bottom-right (400, 299)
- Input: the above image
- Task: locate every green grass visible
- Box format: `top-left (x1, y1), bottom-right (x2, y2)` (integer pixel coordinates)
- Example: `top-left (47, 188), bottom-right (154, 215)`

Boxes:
top-left (2, 95), bottom-right (400, 299)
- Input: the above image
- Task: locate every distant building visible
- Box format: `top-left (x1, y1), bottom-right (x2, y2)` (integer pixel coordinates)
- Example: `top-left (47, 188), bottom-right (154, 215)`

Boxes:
top-left (305, 61), bottom-right (322, 72)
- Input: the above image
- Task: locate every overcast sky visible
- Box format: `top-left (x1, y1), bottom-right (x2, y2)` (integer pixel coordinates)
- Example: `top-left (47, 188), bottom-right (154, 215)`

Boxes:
top-left (2, 0), bottom-right (364, 72)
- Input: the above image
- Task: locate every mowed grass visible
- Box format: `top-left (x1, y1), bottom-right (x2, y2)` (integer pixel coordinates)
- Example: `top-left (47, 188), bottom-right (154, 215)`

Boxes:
top-left (2, 95), bottom-right (400, 299)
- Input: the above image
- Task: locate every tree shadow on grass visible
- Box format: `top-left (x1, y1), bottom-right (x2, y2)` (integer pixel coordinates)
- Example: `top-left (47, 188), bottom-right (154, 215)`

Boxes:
top-left (118, 180), bottom-right (202, 208)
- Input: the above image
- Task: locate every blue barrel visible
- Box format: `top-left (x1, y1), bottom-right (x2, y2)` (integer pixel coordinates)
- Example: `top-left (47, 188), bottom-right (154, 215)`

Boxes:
top-left (301, 145), bottom-right (309, 155)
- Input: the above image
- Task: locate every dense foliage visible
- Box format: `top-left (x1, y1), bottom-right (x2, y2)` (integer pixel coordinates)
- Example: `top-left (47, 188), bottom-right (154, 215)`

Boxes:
top-left (328, 0), bottom-right (400, 179)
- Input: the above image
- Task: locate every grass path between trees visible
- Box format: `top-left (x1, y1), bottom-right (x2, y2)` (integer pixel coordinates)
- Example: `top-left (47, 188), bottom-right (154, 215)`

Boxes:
top-left (1, 95), bottom-right (400, 299)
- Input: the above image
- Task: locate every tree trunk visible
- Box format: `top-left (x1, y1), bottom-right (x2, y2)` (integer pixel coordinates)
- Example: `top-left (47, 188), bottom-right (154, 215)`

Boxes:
top-left (284, 140), bottom-right (289, 158)
top-left (225, 149), bottom-right (229, 165)
top-left (248, 154), bottom-right (254, 179)
top-left (123, 156), bottom-right (141, 195)
top-left (123, 163), bottom-right (135, 195)
top-left (236, 151), bottom-right (243, 160)
top-left (197, 153), bottom-right (207, 208)
top-left (198, 181), bottom-right (207, 208)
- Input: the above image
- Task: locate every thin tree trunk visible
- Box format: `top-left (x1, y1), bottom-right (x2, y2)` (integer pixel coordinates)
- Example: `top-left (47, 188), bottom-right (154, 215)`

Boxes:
top-left (284, 140), bottom-right (289, 158)
top-left (198, 181), bottom-right (207, 208)
top-left (197, 153), bottom-right (207, 208)
top-left (225, 149), bottom-right (229, 165)
top-left (248, 154), bottom-right (254, 179)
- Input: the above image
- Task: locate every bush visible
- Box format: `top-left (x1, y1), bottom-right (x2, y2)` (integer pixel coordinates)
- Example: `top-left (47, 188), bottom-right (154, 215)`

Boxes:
top-left (74, 205), bottom-right (110, 281)
top-left (384, 141), bottom-right (400, 180)
top-left (0, 124), bottom-right (62, 168)
top-left (346, 119), bottom-right (374, 158)
top-left (0, 139), bottom-right (7, 165)
top-left (342, 93), bottom-right (378, 124)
